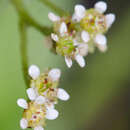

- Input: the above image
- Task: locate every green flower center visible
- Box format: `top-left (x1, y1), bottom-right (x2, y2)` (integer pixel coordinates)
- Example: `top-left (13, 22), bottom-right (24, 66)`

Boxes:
top-left (80, 9), bottom-right (107, 36)
top-left (56, 36), bottom-right (75, 56)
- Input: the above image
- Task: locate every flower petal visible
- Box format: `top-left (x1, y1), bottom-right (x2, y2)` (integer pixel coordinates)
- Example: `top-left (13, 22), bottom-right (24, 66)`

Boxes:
top-left (57, 88), bottom-right (70, 101)
top-left (26, 88), bottom-right (37, 101)
top-left (48, 68), bottom-right (61, 81)
top-left (28, 65), bottom-right (40, 80)
top-left (20, 118), bottom-right (28, 129)
top-left (51, 33), bottom-right (59, 42)
top-left (75, 54), bottom-right (85, 68)
top-left (65, 56), bottom-right (72, 68)
top-left (35, 96), bottom-right (46, 105)
top-left (94, 1), bottom-right (107, 13)
top-left (46, 108), bottom-right (59, 120)
top-left (105, 13), bottom-right (116, 28)
top-left (34, 126), bottom-right (44, 130)
top-left (59, 22), bottom-right (67, 36)
top-left (94, 34), bottom-right (107, 45)
top-left (48, 12), bottom-right (60, 22)
top-left (78, 43), bottom-right (88, 56)
top-left (81, 31), bottom-right (90, 43)
top-left (17, 98), bottom-right (28, 109)
top-left (74, 4), bottom-right (86, 22)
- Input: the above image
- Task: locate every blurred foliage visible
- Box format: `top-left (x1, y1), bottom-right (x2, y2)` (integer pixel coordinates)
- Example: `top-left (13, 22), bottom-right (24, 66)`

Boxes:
top-left (0, 0), bottom-right (129, 130)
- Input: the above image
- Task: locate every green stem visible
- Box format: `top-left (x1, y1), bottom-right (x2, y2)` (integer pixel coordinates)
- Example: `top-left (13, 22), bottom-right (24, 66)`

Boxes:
top-left (19, 19), bottom-right (30, 88)
top-left (12, 0), bottom-right (52, 35)
top-left (39, 0), bottom-right (69, 16)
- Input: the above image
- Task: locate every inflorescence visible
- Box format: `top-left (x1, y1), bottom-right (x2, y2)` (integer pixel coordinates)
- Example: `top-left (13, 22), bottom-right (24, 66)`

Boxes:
top-left (48, 1), bottom-right (115, 68)
top-left (17, 1), bottom-right (115, 130)
top-left (17, 65), bottom-right (70, 130)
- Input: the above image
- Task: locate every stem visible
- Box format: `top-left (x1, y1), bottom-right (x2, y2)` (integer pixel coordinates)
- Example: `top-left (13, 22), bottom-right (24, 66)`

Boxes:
top-left (39, 0), bottom-right (69, 16)
top-left (12, 0), bottom-right (52, 35)
top-left (19, 19), bottom-right (30, 88)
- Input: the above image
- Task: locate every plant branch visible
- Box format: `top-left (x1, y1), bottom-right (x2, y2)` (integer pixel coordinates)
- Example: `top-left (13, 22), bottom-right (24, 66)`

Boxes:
top-left (39, 0), bottom-right (69, 16)
top-left (19, 19), bottom-right (30, 88)
top-left (12, 0), bottom-right (52, 35)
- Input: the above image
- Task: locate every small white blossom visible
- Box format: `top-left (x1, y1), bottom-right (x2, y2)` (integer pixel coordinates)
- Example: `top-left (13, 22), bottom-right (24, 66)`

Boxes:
top-left (46, 108), bottom-right (59, 120)
top-left (48, 12), bottom-right (60, 22)
top-left (57, 88), bottom-right (70, 101)
top-left (34, 126), bottom-right (44, 130)
top-left (48, 68), bottom-right (61, 81)
top-left (17, 98), bottom-right (28, 109)
top-left (26, 88), bottom-right (37, 101)
top-left (65, 56), bottom-right (73, 68)
top-left (94, 1), bottom-right (107, 13)
top-left (105, 13), bottom-right (116, 28)
top-left (20, 118), bottom-right (28, 129)
top-left (75, 54), bottom-right (85, 68)
top-left (28, 65), bottom-right (40, 80)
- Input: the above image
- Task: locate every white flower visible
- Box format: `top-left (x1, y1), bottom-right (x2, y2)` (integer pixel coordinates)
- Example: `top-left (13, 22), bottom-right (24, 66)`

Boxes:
top-left (73, 5), bottom-right (86, 22)
top-left (28, 65), bottom-right (40, 80)
top-left (46, 108), bottom-right (59, 120)
top-left (48, 68), bottom-right (61, 81)
top-left (57, 88), bottom-right (70, 101)
top-left (65, 56), bottom-right (73, 68)
top-left (20, 118), bottom-right (28, 129)
top-left (26, 88), bottom-right (37, 101)
top-left (105, 13), bottom-right (116, 28)
top-left (81, 30), bottom-right (90, 43)
top-left (94, 1), bottom-right (107, 13)
top-left (48, 12), bottom-right (60, 22)
top-left (59, 22), bottom-right (68, 36)
top-left (34, 126), bottom-right (44, 130)
top-left (17, 98), bottom-right (28, 109)
top-left (35, 96), bottom-right (46, 105)
top-left (75, 54), bottom-right (85, 68)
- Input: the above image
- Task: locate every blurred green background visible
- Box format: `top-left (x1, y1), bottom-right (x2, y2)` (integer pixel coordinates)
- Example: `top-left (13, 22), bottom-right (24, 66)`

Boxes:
top-left (0, 0), bottom-right (129, 130)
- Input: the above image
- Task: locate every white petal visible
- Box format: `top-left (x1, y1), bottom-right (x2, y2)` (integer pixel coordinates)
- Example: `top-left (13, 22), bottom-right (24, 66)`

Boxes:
top-left (28, 65), bottom-right (40, 80)
top-left (20, 118), bottom-right (28, 129)
top-left (65, 56), bottom-right (72, 68)
top-left (26, 88), bottom-right (37, 101)
top-left (59, 22), bottom-right (67, 36)
top-left (75, 54), bottom-right (85, 68)
top-left (105, 13), bottom-right (116, 28)
top-left (48, 12), bottom-right (60, 22)
top-left (81, 31), bottom-right (90, 43)
top-left (51, 33), bottom-right (59, 42)
top-left (94, 1), bottom-right (107, 13)
top-left (94, 34), bottom-right (107, 45)
top-left (35, 96), bottom-right (46, 105)
top-left (98, 43), bottom-right (107, 52)
top-left (78, 43), bottom-right (88, 56)
top-left (34, 126), bottom-right (44, 130)
top-left (74, 5), bottom-right (86, 21)
top-left (45, 103), bottom-right (55, 109)
top-left (46, 108), bottom-right (59, 120)
top-left (57, 88), bottom-right (70, 101)
top-left (48, 68), bottom-right (61, 81)
top-left (17, 98), bottom-right (28, 109)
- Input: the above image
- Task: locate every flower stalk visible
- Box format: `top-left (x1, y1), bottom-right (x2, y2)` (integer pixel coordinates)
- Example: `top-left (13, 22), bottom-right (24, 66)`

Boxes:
top-left (19, 19), bottom-right (30, 87)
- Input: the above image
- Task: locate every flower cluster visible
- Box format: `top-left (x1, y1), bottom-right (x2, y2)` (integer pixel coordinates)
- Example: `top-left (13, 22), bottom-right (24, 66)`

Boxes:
top-left (17, 65), bottom-right (70, 130)
top-left (48, 1), bottom-right (115, 68)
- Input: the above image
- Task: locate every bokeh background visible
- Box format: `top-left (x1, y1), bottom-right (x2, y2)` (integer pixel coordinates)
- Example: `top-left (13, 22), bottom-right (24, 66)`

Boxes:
top-left (0, 0), bottom-right (130, 130)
